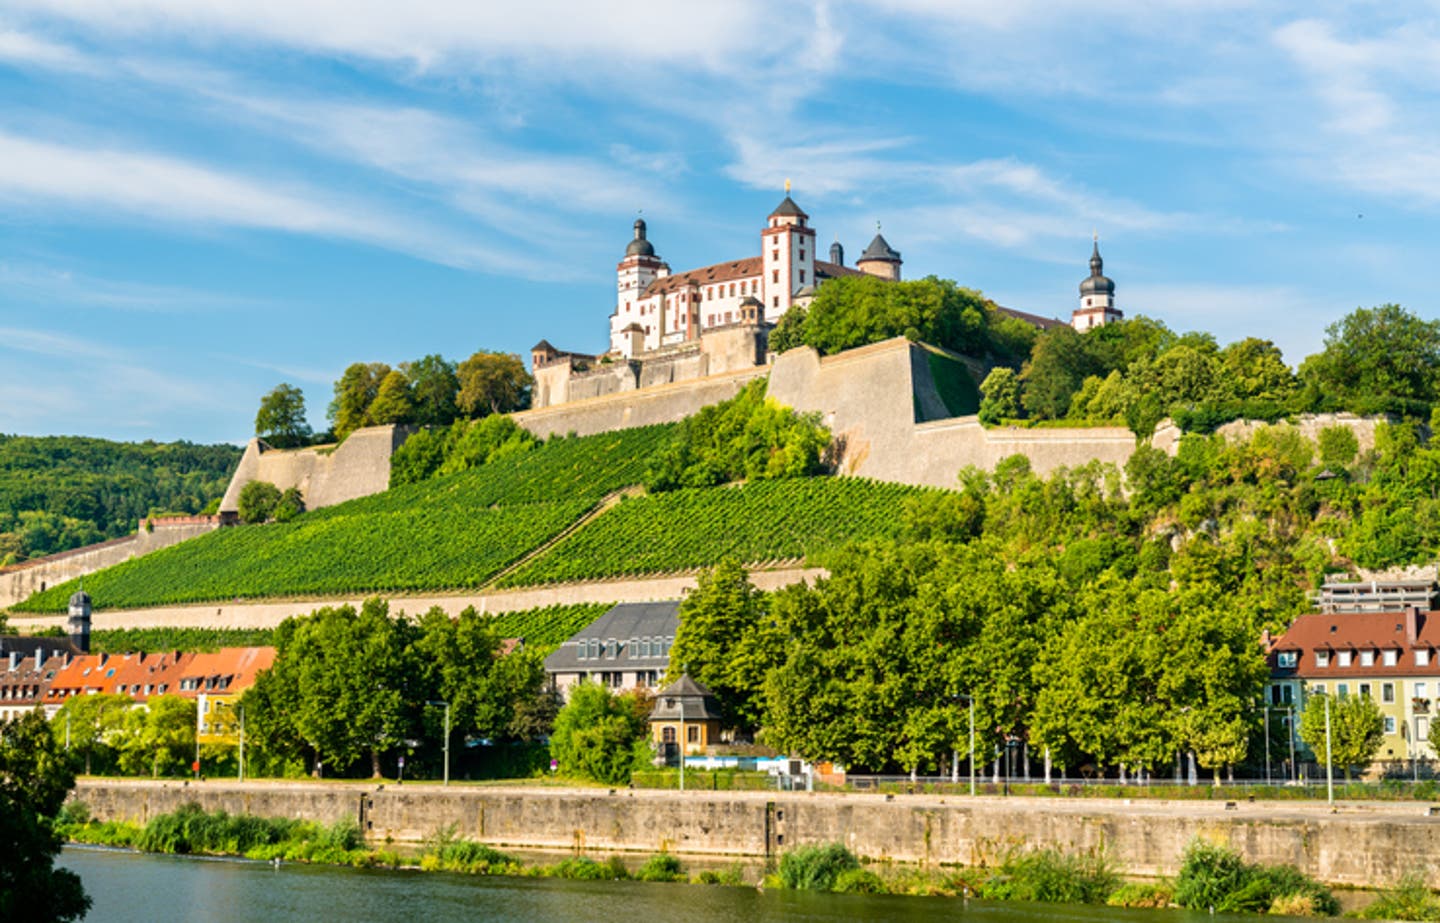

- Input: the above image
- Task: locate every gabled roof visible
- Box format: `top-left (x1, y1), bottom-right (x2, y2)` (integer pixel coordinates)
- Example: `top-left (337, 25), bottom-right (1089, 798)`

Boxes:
top-left (1271, 610), bottom-right (1440, 679)
top-left (0, 635), bottom-right (80, 659)
top-left (543, 601), bottom-right (680, 674)
top-left (643, 258), bottom-right (761, 297)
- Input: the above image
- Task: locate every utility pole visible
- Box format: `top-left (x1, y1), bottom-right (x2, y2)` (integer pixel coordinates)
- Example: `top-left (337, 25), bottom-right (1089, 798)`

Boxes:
top-left (426, 700), bottom-right (451, 786)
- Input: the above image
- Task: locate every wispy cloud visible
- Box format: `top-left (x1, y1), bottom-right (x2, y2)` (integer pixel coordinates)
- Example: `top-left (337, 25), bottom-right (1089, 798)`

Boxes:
top-left (0, 260), bottom-right (264, 312)
top-left (0, 25), bottom-right (97, 73)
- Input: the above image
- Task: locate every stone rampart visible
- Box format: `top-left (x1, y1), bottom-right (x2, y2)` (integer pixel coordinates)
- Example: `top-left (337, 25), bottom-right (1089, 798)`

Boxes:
top-left (219, 425), bottom-right (409, 516)
top-left (0, 519), bottom-right (220, 609)
top-left (73, 779), bottom-right (1440, 887)
top-left (514, 366), bottom-right (770, 439)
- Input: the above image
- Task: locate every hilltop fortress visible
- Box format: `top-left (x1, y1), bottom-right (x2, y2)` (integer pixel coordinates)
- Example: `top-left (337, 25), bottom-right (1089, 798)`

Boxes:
top-left (210, 193), bottom-right (1377, 519)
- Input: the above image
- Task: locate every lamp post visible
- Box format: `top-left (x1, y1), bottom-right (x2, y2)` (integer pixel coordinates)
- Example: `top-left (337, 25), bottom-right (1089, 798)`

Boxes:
top-left (678, 703), bottom-right (686, 793)
top-left (1324, 693), bottom-right (1334, 805)
top-left (427, 700), bottom-right (450, 786)
top-left (1286, 705), bottom-right (1297, 783)
top-left (952, 694), bottom-right (976, 797)
top-left (238, 704), bottom-right (245, 783)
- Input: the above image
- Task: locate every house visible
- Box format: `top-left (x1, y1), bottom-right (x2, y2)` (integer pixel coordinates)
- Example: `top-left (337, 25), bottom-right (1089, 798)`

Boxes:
top-left (648, 674), bottom-right (723, 762)
top-left (1270, 605), bottom-right (1440, 770)
top-left (542, 601), bottom-right (678, 698)
top-left (0, 647), bottom-right (71, 721)
top-left (177, 646), bottom-right (277, 743)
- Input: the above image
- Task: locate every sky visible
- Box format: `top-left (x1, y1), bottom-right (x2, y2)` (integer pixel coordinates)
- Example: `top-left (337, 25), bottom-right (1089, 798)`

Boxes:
top-left (1, 2), bottom-right (1438, 444)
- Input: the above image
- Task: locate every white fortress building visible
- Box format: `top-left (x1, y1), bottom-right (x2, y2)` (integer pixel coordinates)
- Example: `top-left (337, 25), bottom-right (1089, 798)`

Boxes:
top-left (608, 193), bottom-right (901, 358)
top-left (530, 192), bottom-right (1118, 409)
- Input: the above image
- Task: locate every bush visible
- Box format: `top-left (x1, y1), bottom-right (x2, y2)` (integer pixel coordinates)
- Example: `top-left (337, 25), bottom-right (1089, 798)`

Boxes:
top-left (1355, 874), bottom-right (1440, 921)
top-left (237, 480), bottom-right (281, 524)
top-left (1173, 840), bottom-right (1337, 916)
top-left (832, 867), bottom-right (886, 894)
top-left (778, 843), bottom-right (862, 892)
top-left (420, 828), bottom-right (518, 874)
top-left (694, 863), bottom-right (747, 886)
top-left (981, 847), bottom-right (1119, 904)
top-left (545, 856), bottom-right (628, 881)
top-left (1106, 881), bottom-right (1174, 908)
top-left (634, 853), bottom-right (685, 883)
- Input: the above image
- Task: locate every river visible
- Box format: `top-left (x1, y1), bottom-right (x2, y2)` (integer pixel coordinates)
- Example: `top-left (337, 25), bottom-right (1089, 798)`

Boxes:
top-left (58, 846), bottom-right (1286, 923)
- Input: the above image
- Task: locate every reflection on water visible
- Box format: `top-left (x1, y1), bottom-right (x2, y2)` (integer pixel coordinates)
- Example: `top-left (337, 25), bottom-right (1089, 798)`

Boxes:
top-left (59, 846), bottom-right (1276, 923)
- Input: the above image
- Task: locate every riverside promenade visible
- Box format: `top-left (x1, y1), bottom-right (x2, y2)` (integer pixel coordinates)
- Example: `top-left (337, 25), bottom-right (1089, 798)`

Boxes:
top-left (74, 778), bottom-right (1440, 888)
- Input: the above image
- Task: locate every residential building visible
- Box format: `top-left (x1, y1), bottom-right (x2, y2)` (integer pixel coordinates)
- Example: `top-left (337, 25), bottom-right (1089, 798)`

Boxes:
top-left (1315, 577), bottom-right (1438, 614)
top-left (177, 647), bottom-right (277, 744)
top-left (1269, 606), bottom-right (1440, 771)
top-left (0, 647), bottom-right (71, 721)
top-left (542, 601), bottom-right (678, 697)
top-left (42, 651), bottom-right (196, 717)
top-left (649, 674), bottom-right (723, 762)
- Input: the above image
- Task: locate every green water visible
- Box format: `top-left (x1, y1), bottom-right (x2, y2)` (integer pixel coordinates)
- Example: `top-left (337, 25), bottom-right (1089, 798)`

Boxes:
top-left (58, 846), bottom-right (1280, 923)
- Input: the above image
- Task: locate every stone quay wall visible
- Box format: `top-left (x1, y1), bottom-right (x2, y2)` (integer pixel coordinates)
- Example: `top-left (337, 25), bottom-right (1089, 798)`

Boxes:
top-left (73, 779), bottom-right (1440, 888)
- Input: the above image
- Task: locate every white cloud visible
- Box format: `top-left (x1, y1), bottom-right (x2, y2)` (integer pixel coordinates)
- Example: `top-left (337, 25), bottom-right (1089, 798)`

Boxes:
top-left (0, 260), bottom-right (263, 312)
top-left (0, 25), bottom-right (97, 73)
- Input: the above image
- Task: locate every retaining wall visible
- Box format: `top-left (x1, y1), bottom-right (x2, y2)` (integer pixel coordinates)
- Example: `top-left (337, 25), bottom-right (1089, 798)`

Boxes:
top-left (218, 425), bottom-right (410, 516)
top-left (0, 521), bottom-right (220, 609)
top-left (73, 779), bottom-right (1440, 887)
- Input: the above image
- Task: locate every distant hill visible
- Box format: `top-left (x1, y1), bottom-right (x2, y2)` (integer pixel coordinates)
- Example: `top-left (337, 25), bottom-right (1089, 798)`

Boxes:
top-left (0, 435), bottom-right (241, 567)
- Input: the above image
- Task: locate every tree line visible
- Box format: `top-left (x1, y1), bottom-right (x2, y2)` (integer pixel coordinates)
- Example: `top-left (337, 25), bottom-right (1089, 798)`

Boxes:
top-left (253, 350), bottom-right (533, 448)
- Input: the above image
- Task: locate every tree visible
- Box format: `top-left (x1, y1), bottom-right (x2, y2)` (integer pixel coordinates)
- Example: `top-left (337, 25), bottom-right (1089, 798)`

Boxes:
top-left (254, 383), bottom-right (313, 448)
top-left (367, 369), bottom-right (416, 426)
top-left (50, 693), bottom-right (132, 775)
top-left (237, 480), bottom-right (281, 524)
top-left (402, 355), bottom-right (460, 426)
top-left (114, 695), bottom-right (196, 778)
top-left (415, 606), bottom-right (543, 746)
top-left (1317, 426), bottom-right (1359, 472)
top-left (549, 682), bottom-right (648, 784)
top-left (978, 367), bottom-right (1021, 425)
top-left (1298, 691), bottom-right (1385, 780)
top-left (668, 561), bottom-right (779, 733)
top-left (1020, 326), bottom-right (1102, 419)
top-left (272, 486), bottom-right (305, 523)
top-left (1299, 304), bottom-right (1440, 414)
top-left (328, 362), bottom-right (391, 440)
top-left (0, 711), bottom-right (91, 922)
top-left (457, 351), bottom-right (532, 417)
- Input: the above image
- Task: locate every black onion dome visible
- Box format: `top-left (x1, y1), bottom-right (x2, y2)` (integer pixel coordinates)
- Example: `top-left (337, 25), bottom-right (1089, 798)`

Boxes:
top-left (69, 589), bottom-right (91, 608)
top-left (625, 217), bottom-right (655, 257)
top-left (1079, 240), bottom-right (1114, 296)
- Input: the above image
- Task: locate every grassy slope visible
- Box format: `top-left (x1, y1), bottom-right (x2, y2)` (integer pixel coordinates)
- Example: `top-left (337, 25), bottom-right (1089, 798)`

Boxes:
top-left (925, 350), bottom-right (982, 418)
top-left (13, 427), bottom-right (669, 613)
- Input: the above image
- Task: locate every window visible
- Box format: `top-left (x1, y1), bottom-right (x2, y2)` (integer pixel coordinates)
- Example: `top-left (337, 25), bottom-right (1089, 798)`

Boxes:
top-left (1280, 685), bottom-right (1293, 705)
top-left (1383, 682), bottom-right (1395, 703)
top-left (799, 270), bottom-right (805, 283)
top-left (729, 283), bottom-right (736, 296)
top-left (663, 727), bottom-right (676, 743)
top-left (687, 725), bottom-right (700, 743)
top-left (1359, 682), bottom-right (1371, 699)
top-left (1315, 650), bottom-right (1330, 667)
top-left (1338, 651), bottom-right (1353, 667)
top-left (1277, 651), bottom-right (1298, 668)
top-left (772, 250), bottom-right (778, 261)
top-left (1417, 682), bottom-right (1429, 699)
top-left (1385, 716), bottom-right (1397, 734)
top-left (1337, 683), bottom-right (1349, 699)
top-left (1360, 650), bottom-right (1375, 667)
top-left (1384, 649), bottom-right (1398, 666)
top-left (799, 249), bottom-right (805, 260)
top-left (1419, 649), bottom-right (1432, 667)
top-left (772, 271), bottom-right (779, 283)
top-left (773, 297), bottom-right (779, 307)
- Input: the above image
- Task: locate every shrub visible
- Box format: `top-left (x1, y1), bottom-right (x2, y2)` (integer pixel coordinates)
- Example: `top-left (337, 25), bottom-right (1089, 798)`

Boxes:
top-left (832, 867), bottom-right (886, 894)
top-left (1106, 881), bottom-right (1174, 908)
top-left (237, 480), bottom-right (281, 524)
top-left (1173, 840), bottom-right (1337, 916)
top-left (634, 853), bottom-right (685, 883)
top-left (1355, 874), bottom-right (1440, 921)
top-left (694, 863), bottom-right (747, 886)
top-left (981, 847), bottom-right (1119, 904)
top-left (546, 857), bottom-right (627, 881)
top-left (778, 843), bottom-right (862, 892)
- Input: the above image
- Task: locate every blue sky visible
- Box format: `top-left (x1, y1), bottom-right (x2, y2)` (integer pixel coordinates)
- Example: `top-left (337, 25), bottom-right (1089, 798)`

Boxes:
top-left (1, 2), bottom-right (1437, 444)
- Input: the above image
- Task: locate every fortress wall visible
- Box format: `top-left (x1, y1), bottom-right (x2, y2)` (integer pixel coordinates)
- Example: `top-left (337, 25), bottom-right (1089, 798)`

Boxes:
top-left (0, 520), bottom-right (219, 609)
top-left (514, 366), bottom-right (770, 440)
top-left (219, 425), bottom-right (409, 515)
top-left (769, 338), bottom-right (1140, 489)
top-left (1152, 413), bottom-right (1382, 456)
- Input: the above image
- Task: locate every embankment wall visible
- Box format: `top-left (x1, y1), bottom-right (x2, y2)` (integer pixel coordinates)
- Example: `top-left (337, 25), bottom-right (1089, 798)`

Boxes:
top-left (74, 780), bottom-right (1440, 888)
top-left (0, 520), bottom-right (219, 609)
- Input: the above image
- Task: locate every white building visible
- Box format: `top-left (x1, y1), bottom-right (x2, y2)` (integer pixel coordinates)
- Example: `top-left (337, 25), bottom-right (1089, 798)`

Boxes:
top-left (608, 195), bottom-right (902, 358)
top-left (1071, 237), bottom-right (1123, 331)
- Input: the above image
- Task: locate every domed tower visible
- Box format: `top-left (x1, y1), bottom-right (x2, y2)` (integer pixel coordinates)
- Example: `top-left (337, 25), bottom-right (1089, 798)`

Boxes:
top-left (1072, 236), bottom-right (1122, 331)
top-left (68, 588), bottom-right (91, 654)
top-left (612, 217), bottom-right (668, 356)
top-left (761, 184), bottom-right (817, 322)
top-left (829, 238), bottom-right (844, 266)
top-left (856, 225), bottom-right (902, 281)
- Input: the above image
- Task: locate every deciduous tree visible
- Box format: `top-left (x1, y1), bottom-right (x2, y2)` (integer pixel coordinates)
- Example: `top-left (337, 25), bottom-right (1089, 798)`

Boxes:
top-left (254, 383), bottom-right (313, 448)
top-left (457, 351), bottom-right (532, 417)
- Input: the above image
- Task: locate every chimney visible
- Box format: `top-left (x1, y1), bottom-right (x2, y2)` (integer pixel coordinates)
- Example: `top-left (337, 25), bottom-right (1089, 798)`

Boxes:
top-left (34, 649), bottom-right (42, 670)
top-left (7, 651), bottom-right (18, 671)
top-left (1407, 605), bottom-right (1422, 647)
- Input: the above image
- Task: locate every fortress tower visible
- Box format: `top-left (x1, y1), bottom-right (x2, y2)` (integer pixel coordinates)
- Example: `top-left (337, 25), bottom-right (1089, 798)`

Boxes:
top-left (761, 190), bottom-right (817, 321)
top-left (1072, 237), bottom-right (1122, 331)
top-left (67, 588), bottom-right (91, 653)
top-left (856, 226), bottom-right (902, 281)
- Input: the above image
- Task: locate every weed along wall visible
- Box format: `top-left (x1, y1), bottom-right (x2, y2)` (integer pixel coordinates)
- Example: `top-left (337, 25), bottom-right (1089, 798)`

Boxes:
top-left (73, 780), bottom-right (1440, 888)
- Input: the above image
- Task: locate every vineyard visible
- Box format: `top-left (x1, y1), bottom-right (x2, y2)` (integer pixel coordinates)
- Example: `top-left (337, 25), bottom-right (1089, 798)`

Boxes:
top-left (89, 627), bottom-right (276, 653)
top-left (500, 477), bottom-right (939, 586)
top-left (12, 426), bottom-right (670, 613)
top-left (487, 603), bottom-right (612, 648)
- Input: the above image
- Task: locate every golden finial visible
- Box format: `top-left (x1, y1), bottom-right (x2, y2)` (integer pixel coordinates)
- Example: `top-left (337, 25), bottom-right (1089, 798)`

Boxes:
top-left (784, 178), bottom-right (791, 195)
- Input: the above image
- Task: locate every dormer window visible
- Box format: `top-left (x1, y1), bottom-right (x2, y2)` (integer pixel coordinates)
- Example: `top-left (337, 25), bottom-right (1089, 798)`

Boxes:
top-left (1338, 651), bottom-right (1353, 667)
top-left (1361, 650), bottom-right (1375, 667)
top-left (1419, 649), bottom-right (1432, 667)
top-left (1316, 650), bottom-right (1331, 668)
top-left (1384, 649), bottom-right (1398, 667)
top-left (1277, 651), bottom-right (1298, 669)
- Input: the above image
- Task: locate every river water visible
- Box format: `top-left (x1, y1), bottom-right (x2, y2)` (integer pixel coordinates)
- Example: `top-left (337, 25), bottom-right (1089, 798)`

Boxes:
top-left (59, 846), bottom-right (1284, 923)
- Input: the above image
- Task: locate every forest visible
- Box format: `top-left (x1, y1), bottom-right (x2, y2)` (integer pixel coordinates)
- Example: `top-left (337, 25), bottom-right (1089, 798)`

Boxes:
top-left (0, 436), bottom-right (239, 567)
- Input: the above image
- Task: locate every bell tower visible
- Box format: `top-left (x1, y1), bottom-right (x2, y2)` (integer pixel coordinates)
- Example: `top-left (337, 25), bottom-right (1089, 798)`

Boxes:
top-left (1072, 235), bottom-right (1122, 331)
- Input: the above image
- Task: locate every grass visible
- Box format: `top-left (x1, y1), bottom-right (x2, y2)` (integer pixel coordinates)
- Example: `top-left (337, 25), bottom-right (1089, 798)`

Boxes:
top-left (924, 349), bottom-right (981, 418)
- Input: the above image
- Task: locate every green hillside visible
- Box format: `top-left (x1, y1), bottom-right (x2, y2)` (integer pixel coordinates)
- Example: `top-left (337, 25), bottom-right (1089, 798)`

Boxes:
top-left (12, 427), bottom-right (670, 612)
top-left (500, 478), bottom-right (937, 586)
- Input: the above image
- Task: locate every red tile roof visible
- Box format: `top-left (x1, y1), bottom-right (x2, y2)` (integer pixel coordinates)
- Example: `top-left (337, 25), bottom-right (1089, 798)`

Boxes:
top-left (1271, 611), bottom-right (1440, 679)
top-left (643, 257), bottom-right (762, 297)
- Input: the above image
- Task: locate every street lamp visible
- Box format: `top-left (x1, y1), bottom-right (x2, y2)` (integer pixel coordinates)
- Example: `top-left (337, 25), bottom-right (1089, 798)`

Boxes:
top-left (238, 704), bottom-right (246, 783)
top-left (1324, 693), bottom-right (1334, 805)
top-left (427, 700), bottom-right (451, 786)
top-left (953, 694), bottom-right (976, 797)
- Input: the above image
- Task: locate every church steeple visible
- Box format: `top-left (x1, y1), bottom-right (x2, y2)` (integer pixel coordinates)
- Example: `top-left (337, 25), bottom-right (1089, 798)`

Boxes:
top-left (1072, 234), bottom-right (1121, 331)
